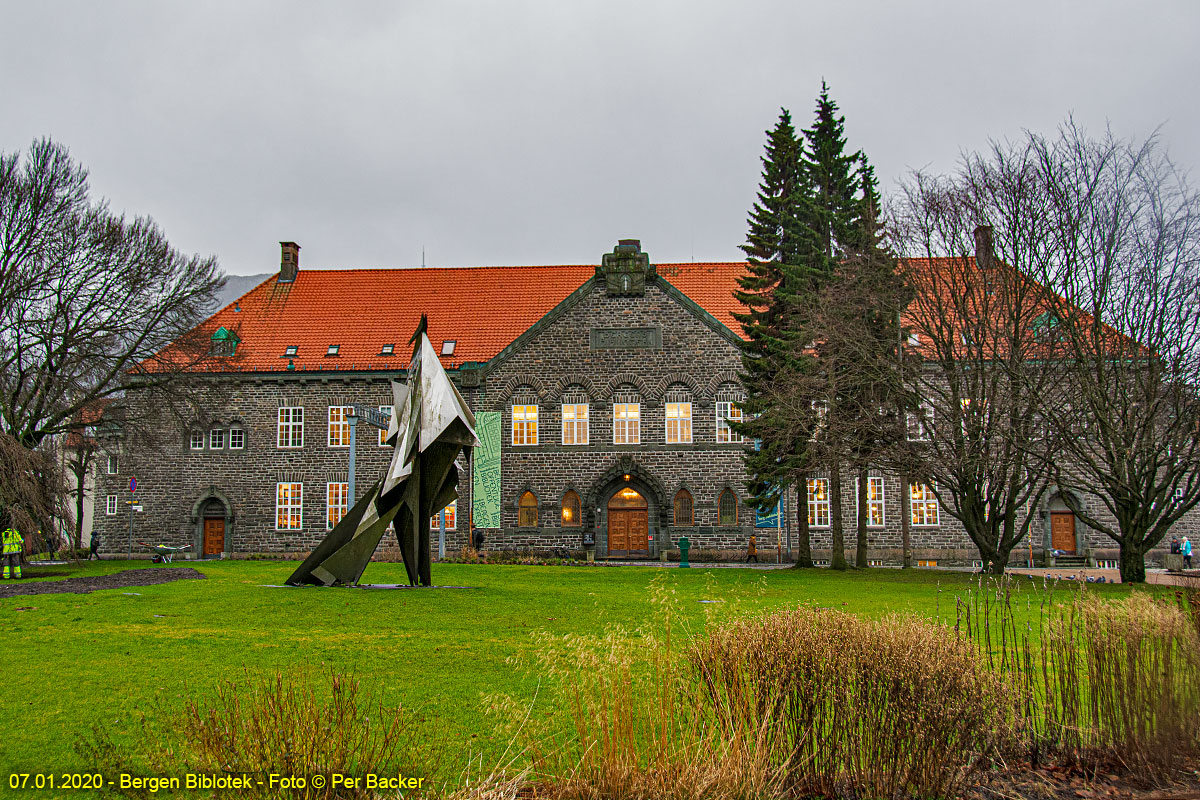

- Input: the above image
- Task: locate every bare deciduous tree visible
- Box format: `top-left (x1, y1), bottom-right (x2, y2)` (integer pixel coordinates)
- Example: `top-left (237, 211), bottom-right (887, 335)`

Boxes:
top-left (893, 162), bottom-right (1061, 574)
top-left (0, 138), bottom-right (225, 530)
top-left (1025, 124), bottom-right (1200, 583)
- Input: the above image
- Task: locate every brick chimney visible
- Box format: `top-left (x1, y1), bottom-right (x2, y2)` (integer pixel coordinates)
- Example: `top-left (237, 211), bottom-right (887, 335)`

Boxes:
top-left (279, 241), bottom-right (300, 283)
top-left (974, 226), bottom-right (994, 271)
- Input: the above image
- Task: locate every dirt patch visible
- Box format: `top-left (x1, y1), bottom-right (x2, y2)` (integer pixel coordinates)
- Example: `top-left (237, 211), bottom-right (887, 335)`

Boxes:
top-left (967, 757), bottom-right (1200, 800)
top-left (0, 567), bottom-right (205, 598)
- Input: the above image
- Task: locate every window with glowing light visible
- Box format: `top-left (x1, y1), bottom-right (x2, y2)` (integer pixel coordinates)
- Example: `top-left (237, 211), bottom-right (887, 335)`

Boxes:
top-left (808, 478), bottom-right (831, 528)
top-left (561, 490), bottom-right (581, 527)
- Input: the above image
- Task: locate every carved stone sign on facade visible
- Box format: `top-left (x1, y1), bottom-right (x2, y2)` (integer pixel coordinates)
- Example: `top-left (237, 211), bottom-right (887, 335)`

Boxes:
top-left (590, 326), bottom-right (662, 350)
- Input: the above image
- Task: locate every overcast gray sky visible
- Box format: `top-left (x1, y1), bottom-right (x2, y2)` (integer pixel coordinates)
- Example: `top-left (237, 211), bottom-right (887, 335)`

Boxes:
top-left (3, 1), bottom-right (1197, 276)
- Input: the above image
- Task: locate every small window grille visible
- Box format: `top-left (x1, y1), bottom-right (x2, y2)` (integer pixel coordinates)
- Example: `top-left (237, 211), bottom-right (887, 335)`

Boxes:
top-left (380, 343), bottom-right (395, 355)
top-left (718, 490), bottom-right (738, 526)
top-left (209, 429), bottom-right (225, 449)
top-left (228, 428), bottom-right (245, 449)
top-left (284, 345), bottom-right (298, 357)
top-left (674, 490), bottom-right (694, 526)
top-left (106, 495), bottom-right (118, 515)
top-left (106, 454), bottom-right (118, 475)
top-left (326, 344), bottom-right (340, 357)
top-left (518, 491), bottom-right (538, 527)
top-left (917, 559), bottom-right (938, 567)
top-left (190, 431), bottom-right (205, 450)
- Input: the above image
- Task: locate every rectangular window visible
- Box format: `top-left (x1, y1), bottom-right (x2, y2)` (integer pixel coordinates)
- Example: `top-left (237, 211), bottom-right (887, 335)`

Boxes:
top-left (106, 454), bottom-right (118, 474)
top-left (512, 404), bottom-right (538, 446)
top-left (430, 500), bottom-right (457, 531)
top-left (857, 476), bottom-right (885, 527)
top-left (327, 482), bottom-right (348, 531)
top-left (808, 478), bottom-right (830, 528)
top-left (328, 406), bottom-right (352, 448)
top-left (228, 428), bottom-right (245, 449)
top-left (665, 402), bottom-right (692, 444)
top-left (911, 483), bottom-right (940, 527)
top-left (190, 430), bottom-right (205, 450)
top-left (907, 402), bottom-right (933, 441)
top-left (276, 482), bottom-right (303, 530)
top-left (278, 407), bottom-right (304, 448)
top-left (561, 403), bottom-right (589, 445)
top-left (613, 403), bottom-right (640, 444)
top-left (716, 401), bottom-right (743, 443)
top-left (379, 405), bottom-right (394, 446)
top-left (106, 495), bottom-right (118, 516)
top-left (209, 429), bottom-right (225, 449)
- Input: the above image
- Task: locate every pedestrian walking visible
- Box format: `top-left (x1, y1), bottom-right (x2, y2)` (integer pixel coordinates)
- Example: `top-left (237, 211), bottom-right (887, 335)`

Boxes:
top-left (1183, 536), bottom-right (1193, 569)
top-left (2, 525), bottom-right (23, 579)
top-left (746, 534), bottom-right (758, 563)
top-left (88, 535), bottom-right (101, 561)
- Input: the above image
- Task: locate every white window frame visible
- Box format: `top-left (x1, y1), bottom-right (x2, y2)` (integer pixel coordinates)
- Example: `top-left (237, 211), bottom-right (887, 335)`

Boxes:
top-left (326, 482), bottom-right (348, 531)
top-left (561, 403), bottom-right (589, 445)
top-left (209, 429), bottom-right (225, 450)
top-left (105, 495), bottom-right (118, 516)
top-left (379, 405), bottom-right (394, 446)
top-left (190, 430), bottom-right (205, 450)
top-left (276, 482), bottom-right (303, 530)
top-left (512, 404), bottom-right (539, 446)
top-left (277, 407), bottom-right (304, 449)
top-left (106, 454), bottom-right (118, 475)
top-left (907, 402), bottom-right (934, 442)
top-left (328, 405), bottom-right (353, 448)
top-left (431, 499), bottom-right (458, 531)
top-left (910, 482), bottom-right (940, 527)
top-left (228, 428), bottom-right (245, 450)
top-left (716, 401), bottom-right (743, 443)
top-left (613, 402), bottom-right (640, 444)
top-left (808, 477), bottom-right (831, 528)
top-left (856, 475), bottom-right (886, 528)
top-left (665, 401), bottom-right (692, 444)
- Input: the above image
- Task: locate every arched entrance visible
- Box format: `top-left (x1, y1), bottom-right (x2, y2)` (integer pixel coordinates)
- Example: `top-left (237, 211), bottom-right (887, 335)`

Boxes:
top-left (190, 489), bottom-right (234, 558)
top-left (608, 487), bottom-right (649, 556)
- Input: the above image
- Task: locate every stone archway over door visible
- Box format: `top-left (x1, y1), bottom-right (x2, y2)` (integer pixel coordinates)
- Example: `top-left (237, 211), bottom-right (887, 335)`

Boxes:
top-left (191, 491), bottom-right (234, 558)
top-left (608, 487), bottom-right (649, 556)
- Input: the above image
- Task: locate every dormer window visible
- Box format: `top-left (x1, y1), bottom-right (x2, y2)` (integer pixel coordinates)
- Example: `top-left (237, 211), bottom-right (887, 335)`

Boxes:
top-left (380, 344), bottom-right (395, 356)
top-left (283, 345), bottom-right (298, 357)
top-left (209, 326), bottom-right (239, 357)
top-left (326, 345), bottom-right (340, 357)
top-left (441, 340), bottom-right (456, 356)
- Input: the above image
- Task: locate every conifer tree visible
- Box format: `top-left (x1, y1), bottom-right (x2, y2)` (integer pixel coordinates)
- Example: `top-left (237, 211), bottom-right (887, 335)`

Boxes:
top-left (733, 109), bottom-right (820, 567)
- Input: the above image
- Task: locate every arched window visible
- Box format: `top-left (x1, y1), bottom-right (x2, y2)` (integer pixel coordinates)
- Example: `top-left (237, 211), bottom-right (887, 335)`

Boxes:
top-left (518, 491), bottom-right (538, 527)
top-left (674, 489), bottom-right (694, 526)
top-left (718, 489), bottom-right (738, 526)
top-left (561, 490), bottom-right (581, 527)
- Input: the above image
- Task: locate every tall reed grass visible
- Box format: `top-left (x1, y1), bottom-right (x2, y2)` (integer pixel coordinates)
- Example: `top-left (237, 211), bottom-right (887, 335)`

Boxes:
top-left (957, 579), bottom-right (1200, 775)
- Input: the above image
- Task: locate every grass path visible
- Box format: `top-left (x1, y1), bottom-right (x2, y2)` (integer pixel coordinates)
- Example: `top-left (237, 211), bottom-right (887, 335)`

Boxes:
top-left (1, 560), bottom-right (1129, 777)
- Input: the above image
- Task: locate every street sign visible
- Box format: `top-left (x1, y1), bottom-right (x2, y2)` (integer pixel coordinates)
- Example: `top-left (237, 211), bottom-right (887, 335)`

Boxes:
top-left (129, 477), bottom-right (137, 493)
top-left (132, 504), bottom-right (144, 512)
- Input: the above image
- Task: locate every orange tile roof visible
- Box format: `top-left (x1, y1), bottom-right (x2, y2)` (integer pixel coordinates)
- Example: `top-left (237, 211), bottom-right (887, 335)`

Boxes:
top-left (182, 262), bottom-right (753, 373)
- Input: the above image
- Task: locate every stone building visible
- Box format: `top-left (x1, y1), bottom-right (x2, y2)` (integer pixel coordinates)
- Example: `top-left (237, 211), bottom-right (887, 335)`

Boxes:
top-left (90, 239), bottom-right (1177, 567)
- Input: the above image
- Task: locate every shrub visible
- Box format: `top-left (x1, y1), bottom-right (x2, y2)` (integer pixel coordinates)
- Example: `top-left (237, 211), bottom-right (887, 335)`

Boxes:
top-left (79, 669), bottom-right (436, 799)
top-left (690, 607), bottom-right (1006, 799)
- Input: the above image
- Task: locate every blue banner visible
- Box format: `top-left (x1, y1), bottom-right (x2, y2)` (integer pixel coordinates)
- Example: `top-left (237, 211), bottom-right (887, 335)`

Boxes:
top-left (756, 500), bottom-right (781, 528)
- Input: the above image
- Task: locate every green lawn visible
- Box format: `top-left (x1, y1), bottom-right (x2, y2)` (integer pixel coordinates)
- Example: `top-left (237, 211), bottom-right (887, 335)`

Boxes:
top-left (1, 560), bottom-right (1131, 778)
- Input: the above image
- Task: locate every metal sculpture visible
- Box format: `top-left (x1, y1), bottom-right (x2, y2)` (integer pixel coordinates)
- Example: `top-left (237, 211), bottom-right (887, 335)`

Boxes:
top-left (286, 318), bottom-right (477, 587)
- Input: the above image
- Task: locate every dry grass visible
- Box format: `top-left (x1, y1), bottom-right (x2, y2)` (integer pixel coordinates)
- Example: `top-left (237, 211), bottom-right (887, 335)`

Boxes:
top-left (691, 607), bottom-right (1006, 799)
top-left (957, 578), bottom-right (1200, 778)
top-left (80, 669), bottom-right (436, 799)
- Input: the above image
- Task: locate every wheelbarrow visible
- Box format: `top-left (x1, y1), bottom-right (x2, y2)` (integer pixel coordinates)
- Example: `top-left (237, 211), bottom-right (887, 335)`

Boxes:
top-left (137, 541), bottom-right (191, 564)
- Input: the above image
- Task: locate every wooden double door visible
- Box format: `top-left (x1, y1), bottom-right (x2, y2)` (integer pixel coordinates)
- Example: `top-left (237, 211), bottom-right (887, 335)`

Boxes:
top-left (1050, 512), bottom-right (1076, 554)
top-left (608, 488), bottom-right (649, 555)
top-left (202, 518), bottom-right (225, 556)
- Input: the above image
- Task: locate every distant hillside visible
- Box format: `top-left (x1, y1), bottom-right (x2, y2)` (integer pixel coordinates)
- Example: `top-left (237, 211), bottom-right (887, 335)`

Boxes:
top-left (215, 273), bottom-right (270, 310)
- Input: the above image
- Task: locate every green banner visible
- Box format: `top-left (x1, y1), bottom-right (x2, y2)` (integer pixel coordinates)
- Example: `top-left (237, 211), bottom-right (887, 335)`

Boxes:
top-left (472, 411), bottom-right (502, 528)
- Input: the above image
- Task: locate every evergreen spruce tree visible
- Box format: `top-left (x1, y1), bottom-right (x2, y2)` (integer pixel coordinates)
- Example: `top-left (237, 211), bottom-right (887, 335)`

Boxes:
top-left (733, 109), bottom-right (820, 567)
